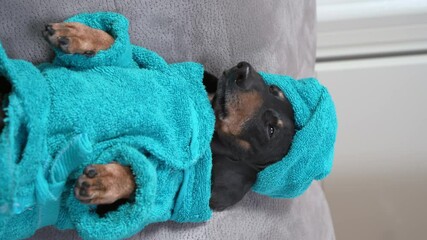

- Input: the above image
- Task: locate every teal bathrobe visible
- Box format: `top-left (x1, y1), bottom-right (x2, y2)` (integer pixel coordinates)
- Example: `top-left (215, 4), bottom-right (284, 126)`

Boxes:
top-left (0, 12), bottom-right (215, 240)
top-left (0, 12), bottom-right (337, 240)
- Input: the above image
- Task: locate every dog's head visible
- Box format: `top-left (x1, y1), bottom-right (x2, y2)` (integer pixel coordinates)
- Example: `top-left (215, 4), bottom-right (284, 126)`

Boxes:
top-left (211, 62), bottom-right (295, 170)
top-left (209, 62), bottom-right (337, 210)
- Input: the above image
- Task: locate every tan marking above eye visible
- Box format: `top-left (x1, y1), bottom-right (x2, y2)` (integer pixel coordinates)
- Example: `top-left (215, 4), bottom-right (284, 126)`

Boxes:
top-left (270, 86), bottom-right (285, 101)
top-left (277, 119), bottom-right (284, 128)
top-left (276, 91), bottom-right (285, 100)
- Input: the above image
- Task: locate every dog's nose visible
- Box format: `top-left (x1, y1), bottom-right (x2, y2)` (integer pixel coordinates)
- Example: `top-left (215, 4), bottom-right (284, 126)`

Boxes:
top-left (237, 61), bottom-right (249, 68)
top-left (235, 61), bottom-right (251, 85)
top-left (236, 61), bottom-right (250, 74)
top-left (45, 24), bottom-right (55, 35)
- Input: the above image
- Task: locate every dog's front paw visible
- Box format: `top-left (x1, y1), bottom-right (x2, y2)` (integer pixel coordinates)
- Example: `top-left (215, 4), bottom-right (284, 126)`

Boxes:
top-left (74, 163), bottom-right (135, 205)
top-left (42, 22), bottom-right (114, 55)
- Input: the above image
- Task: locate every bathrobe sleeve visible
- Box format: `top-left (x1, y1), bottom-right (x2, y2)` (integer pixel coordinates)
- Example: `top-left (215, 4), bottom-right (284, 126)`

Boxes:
top-left (45, 12), bottom-right (215, 239)
top-left (52, 12), bottom-right (169, 72)
top-left (66, 144), bottom-right (159, 240)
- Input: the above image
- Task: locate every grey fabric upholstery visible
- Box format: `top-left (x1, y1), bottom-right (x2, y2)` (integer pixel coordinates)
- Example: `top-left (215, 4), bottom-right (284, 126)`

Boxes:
top-left (0, 1), bottom-right (335, 239)
top-left (0, 0), bottom-right (316, 78)
top-left (30, 182), bottom-right (334, 240)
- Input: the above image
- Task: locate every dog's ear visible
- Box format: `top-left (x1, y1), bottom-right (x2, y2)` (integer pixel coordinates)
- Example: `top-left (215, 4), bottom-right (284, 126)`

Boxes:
top-left (203, 71), bottom-right (218, 94)
top-left (210, 155), bottom-right (257, 211)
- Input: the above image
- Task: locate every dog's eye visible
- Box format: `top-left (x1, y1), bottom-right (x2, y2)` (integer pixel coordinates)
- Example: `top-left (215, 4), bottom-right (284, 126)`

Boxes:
top-left (268, 124), bottom-right (275, 138)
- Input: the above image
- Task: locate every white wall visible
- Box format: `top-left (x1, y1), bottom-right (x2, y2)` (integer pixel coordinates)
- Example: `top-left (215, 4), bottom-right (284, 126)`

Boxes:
top-left (316, 0), bottom-right (427, 239)
top-left (317, 55), bottom-right (427, 240)
top-left (317, 0), bottom-right (427, 60)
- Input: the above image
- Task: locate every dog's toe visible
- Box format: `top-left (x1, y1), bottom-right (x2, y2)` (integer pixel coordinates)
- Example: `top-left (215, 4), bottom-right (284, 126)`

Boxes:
top-left (45, 24), bottom-right (55, 35)
top-left (57, 36), bottom-right (70, 52)
top-left (84, 165), bottom-right (98, 178)
top-left (58, 36), bottom-right (69, 46)
top-left (79, 187), bottom-right (89, 197)
top-left (74, 174), bottom-right (100, 202)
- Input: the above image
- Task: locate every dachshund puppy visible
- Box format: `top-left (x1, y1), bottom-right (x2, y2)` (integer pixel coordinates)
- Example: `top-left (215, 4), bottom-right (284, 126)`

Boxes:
top-left (4, 23), bottom-right (294, 212)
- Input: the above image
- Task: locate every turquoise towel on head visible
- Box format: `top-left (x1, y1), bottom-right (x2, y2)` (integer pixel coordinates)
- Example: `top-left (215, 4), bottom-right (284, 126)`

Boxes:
top-left (253, 73), bottom-right (337, 198)
top-left (0, 12), bottom-right (214, 240)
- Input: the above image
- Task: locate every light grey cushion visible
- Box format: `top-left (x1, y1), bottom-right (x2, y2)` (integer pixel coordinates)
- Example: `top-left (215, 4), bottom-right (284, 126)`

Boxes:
top-left (0, 1), bottom-right (335, 239)
top-left (30, 182), bottom-right (334, 240)
top-left (0, 0), bottom-right (316, 78)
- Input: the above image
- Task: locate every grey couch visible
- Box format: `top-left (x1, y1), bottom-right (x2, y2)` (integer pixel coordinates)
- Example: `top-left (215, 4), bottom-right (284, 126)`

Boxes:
top-left (0, 1), bottom-right (335, 239)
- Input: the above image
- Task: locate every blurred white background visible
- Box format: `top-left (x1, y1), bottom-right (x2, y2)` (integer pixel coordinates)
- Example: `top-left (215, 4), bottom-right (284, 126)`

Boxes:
top-left (316, 0), bottom-right (427, 239)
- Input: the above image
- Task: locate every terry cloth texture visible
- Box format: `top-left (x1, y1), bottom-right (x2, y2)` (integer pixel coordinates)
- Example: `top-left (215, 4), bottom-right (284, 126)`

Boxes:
top-left (0, 12), bottom-right (215, 240)
top-left (253, 74), bottom-right (337, 198)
